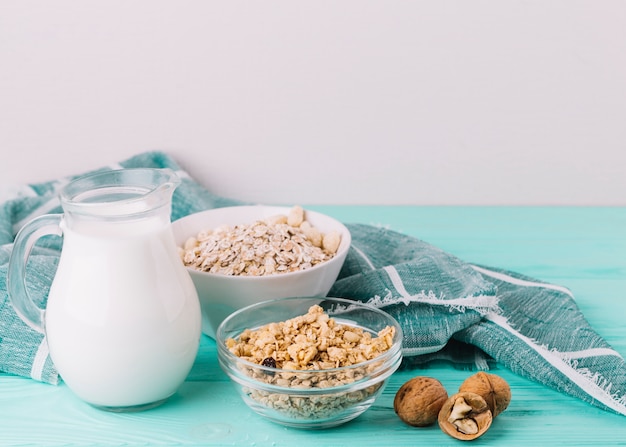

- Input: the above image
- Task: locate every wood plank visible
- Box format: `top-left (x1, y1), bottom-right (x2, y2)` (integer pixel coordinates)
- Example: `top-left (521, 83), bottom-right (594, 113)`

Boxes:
top-left (1, 206), bottom-right (625, 446)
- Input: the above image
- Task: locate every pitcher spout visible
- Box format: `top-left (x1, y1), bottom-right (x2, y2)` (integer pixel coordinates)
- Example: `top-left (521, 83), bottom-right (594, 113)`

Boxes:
top-left (59, 168), bottom-right (181, 219)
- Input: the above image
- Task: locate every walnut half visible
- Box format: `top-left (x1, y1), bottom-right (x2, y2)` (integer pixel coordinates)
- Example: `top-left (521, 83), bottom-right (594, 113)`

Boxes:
top-left (438, 392), bottom-right (493, 441)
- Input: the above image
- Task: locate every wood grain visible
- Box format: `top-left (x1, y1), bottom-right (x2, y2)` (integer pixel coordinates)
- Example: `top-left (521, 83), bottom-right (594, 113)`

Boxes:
top-left (1, 206), bottom-right (625, 446)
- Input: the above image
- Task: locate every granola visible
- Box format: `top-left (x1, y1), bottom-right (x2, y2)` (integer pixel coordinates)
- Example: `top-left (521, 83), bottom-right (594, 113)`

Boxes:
top-left (179, 206), bottom-right (341, 276)
top-left (226, 304), bottom-right (395, 371)
top-left (226, 304), bottom-right (396, 421)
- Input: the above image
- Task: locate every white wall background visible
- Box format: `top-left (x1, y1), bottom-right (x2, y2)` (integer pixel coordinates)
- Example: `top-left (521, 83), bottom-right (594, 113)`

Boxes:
top-left (1, 1), bottom-right (625, 205)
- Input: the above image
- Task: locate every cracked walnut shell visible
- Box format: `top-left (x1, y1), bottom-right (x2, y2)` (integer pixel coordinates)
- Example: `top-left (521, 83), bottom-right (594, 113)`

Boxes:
top-left (393, 376), bottom-right (449, 427)
top-left (438, 392), bottom-right (493, 441)
top-left (459, 372), bottom-right (511, 418)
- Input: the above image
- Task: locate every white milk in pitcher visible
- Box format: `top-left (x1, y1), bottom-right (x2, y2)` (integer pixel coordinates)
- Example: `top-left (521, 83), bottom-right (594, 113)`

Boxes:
top-left (44, 214), bottom-right (201, 409)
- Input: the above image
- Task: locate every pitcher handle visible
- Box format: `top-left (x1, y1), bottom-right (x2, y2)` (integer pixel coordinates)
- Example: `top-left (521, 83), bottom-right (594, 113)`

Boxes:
top-left (7, 214), bottom-right (63, 333)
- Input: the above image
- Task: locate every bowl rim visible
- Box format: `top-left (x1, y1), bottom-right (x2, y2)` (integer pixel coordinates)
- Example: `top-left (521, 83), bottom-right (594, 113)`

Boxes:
top-left (172, 205), bottom-right (352, 280)
top-left (216, 296), bottom-right (404, 391)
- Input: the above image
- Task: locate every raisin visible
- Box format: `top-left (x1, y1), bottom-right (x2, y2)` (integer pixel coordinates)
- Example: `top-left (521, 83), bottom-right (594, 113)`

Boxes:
top-left (261, 357), bottom-right (277, 368)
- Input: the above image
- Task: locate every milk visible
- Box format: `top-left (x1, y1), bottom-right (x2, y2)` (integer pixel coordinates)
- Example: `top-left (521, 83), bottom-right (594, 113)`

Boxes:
top-left (44, 215), bottom-right (201, 409)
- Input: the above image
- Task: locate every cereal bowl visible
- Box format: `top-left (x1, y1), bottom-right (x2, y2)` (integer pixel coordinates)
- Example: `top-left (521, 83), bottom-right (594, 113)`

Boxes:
top-left (171, 205), bottom-right (351, 338)
top-left (216, 297), bottom-right (403, 429)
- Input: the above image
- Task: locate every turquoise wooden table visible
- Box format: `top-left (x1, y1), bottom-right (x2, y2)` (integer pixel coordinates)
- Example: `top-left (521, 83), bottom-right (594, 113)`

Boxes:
top-left (1, 206), bottom-right (625, 446)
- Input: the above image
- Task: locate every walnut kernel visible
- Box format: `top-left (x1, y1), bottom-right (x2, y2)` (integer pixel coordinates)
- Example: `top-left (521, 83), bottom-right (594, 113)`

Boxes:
top-left (438, 392), bottom-right (493, 441)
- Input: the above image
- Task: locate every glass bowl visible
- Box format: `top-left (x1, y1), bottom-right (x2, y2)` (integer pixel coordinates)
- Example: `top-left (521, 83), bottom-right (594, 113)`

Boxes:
top-left (216, 297), bottom-right (403, 429)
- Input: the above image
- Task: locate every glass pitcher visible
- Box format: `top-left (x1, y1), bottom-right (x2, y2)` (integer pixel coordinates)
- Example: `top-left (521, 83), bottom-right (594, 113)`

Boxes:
top-left (7, 168), bottom-right (201, 411)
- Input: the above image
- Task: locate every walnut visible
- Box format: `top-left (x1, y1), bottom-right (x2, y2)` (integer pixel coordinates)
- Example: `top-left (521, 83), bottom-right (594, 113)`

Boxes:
top-left (459, 372), bottom-right (511, 418)
top-left (438, 392), bottom-right (493, 441)
top-left (393, 376), bottom-right (449, 427)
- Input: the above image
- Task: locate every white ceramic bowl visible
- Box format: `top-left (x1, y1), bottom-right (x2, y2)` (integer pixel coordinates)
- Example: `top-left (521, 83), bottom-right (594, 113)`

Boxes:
top-left (171, 206), bottom-right (351, 338)
top-left (216, 297), bottom-right (403, 428)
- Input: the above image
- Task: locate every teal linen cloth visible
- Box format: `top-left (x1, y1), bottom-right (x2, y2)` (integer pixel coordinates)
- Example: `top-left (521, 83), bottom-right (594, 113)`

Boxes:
top-left (1, 151), bottom-right (625, 417)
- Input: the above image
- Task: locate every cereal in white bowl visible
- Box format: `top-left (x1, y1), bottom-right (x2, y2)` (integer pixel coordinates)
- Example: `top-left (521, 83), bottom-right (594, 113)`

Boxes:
top-left (171, 206), bottom-right (352, 339)
top-left (179, 206), bottom-right (341, 277)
